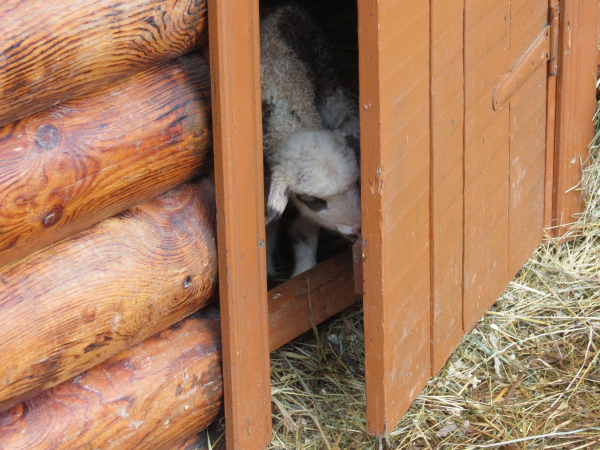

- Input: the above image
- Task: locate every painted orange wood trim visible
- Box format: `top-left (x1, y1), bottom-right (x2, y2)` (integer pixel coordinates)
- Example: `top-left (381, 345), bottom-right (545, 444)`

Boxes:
top-left (207, 0), bottom-right (272, 448)
top-left (493, 26), bottom-right (550, 111)
top-left (552, 0), bottom-right (600, 235)
top-left (463, 0), bottom-right (511, 333)
top-left (359, 0), bottom-right (432, 436)
top-left (430, 0), bottom-right (465, 375)
top-left (507, 0), bottom-right (548, 278)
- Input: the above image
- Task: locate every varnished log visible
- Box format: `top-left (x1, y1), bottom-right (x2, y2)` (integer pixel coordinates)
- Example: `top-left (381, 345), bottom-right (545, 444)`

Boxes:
top-left (0, 251), bottom-right (357, 449)
top-left (0, 308), bottom-right (223, 450)
top-left (0, 180), bottom-right (218, 413)
top-left (0, 0), bottom-right (208, 127)
top-left (0, 53), bottom-right (212, 269)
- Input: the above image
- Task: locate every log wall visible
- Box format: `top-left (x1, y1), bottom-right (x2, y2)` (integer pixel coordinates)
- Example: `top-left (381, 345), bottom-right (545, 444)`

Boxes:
top-left (0, 181), bottom-right (218, 413)
top-left (0, 53), bottom-right (212, 268)
top-left (0, 251), bottom-right (359, 449)
top-left (0, 308), bottom-right (223, 450)
top-left (0, 0), bottom-right (208, 127)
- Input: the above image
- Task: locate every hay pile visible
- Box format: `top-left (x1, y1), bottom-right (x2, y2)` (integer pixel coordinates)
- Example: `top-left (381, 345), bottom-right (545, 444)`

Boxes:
top-left (267, 85), bottom-right (600, 450)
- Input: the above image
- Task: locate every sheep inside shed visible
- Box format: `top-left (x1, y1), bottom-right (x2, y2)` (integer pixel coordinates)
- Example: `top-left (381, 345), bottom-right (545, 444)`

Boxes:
top-left (260, 3), bottom-right (361, 281)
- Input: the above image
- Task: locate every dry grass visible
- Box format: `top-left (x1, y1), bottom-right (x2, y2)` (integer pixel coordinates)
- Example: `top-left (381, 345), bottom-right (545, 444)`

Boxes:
top-left (267, 82), bottom-right (600, 450)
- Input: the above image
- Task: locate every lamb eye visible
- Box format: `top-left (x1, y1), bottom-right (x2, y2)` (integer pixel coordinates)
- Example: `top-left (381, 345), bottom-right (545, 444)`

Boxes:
top-left (296, 194), bottom-right (328, 212)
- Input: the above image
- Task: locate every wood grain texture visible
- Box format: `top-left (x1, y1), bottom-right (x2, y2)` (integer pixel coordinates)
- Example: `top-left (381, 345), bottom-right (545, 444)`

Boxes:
top-left (0, 308), bottom-right (223, 450)
top-left (0, 180), bottom-right (218, 413)
top-left (508, 0), bottom-right (548, 276)
top-left (268, 250), bottom-right (359, 352)
top-left (0, 0), bottom-right (208, 127)
top-left (552, 0), bottom-right (600, 235)
top-left (208, 0), bottom-right (272, 448)
top-left (430, 0), bottom-right (465, 374)
top-left (463, 0), bottom-right (511, 333)
top-left (359, 0), bottom-right (431, 436)
top-left (0, 249), bottom-right (359, 450)
top-left (0, 53), bottom-right (213, 269)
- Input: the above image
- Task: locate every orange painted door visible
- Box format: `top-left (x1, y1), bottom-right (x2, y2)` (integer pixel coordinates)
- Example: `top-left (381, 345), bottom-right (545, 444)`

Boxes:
top-left (359, 0), bottom-right (553, 436)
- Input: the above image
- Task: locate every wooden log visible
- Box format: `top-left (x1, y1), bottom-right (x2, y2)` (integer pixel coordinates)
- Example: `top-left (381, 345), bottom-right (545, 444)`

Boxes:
top-left (0, 308), bottom-right (223, 450)
top-left (0, 180), bottom-right (218, 413)
top-left (0, 0), bottom-right (208, 127)
top-left (0, 251), bottom-right (358, 449)
top-left (0, 53), bottom-right (212, 269)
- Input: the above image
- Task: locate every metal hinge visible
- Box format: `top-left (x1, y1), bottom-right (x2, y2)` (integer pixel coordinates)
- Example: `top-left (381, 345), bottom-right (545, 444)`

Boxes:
top-left (492, 3), bottom-right (560, 110)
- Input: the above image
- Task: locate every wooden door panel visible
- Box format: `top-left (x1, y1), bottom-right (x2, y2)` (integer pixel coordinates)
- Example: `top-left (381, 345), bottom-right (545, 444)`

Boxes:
top-left (359, 0), bottom-right (431, 436)
top-left (463, 0), bottom-right (511, 333)
top-left (553, 0), bottom-right (600, 235)
top-left (361, 0), bottom-right (553, 436)
top-left (430, 0), bottom-right (465, 374)
top-left (509, 0), bottom-right (548, 276)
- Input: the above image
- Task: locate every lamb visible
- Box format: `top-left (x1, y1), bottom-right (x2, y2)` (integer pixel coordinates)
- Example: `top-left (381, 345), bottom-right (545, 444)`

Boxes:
top-left (260, 4), bottom-right (361, 280)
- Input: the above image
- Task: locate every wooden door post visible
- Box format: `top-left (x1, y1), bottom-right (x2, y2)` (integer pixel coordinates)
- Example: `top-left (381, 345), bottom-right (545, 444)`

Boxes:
top-left (208, 0), bottom-right (272, 448)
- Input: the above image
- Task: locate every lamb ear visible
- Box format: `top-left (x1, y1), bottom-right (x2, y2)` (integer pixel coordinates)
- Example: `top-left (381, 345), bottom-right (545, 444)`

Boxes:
top-left (266, 175), bottom-right (290, 224)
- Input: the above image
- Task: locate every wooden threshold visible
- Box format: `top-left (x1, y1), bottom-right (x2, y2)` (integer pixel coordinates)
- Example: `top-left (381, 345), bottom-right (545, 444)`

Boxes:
top-left (268, 249), bottom-right (360, 352)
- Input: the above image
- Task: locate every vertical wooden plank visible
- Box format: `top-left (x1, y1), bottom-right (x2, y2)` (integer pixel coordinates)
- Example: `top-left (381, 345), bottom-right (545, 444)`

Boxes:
top-left (508, 0), bottom-right (548, 276)
top-left (553, 0), bottom-right (600, 235)
top-left (545, 2), bottom-right (559, 232)
top-left (463, 0), bottom-right (511, 333)
top-left (359, 0), bottom-right (431, 436)
top-left (208, 0), bottom-right (272, 449)
top-left (430, 0), bottom-right (465, 374)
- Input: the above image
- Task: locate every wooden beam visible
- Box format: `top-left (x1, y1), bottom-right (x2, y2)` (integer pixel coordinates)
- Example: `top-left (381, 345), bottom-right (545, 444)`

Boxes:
top-left (0, 181), bottom-right (218, 413)
top-left (207, 0), bottom-right (272, 448)
top-left (0, 0), bottom-right (207, 127)
top-left (268, 250), bottom-right (359, 352)
top-left (0, 54), bottom-right (212, 268)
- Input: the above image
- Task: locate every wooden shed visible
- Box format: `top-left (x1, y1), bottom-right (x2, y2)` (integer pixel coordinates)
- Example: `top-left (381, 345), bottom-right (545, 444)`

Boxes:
top-left (0, 0), bottom-right (598, 449)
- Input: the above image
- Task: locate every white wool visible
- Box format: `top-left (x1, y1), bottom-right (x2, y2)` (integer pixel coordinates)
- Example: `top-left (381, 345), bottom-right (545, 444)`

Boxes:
top-left (260, 8), bottom-right (322, 156)
top-left (260, 5), bottom-right (362, 279)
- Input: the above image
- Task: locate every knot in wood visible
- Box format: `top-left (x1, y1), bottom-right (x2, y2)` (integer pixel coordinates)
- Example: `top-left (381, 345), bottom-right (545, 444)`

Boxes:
top-left (36, 124), bottom-right (60, 150)
top-left (43, 206), bottom-right (64, 228)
